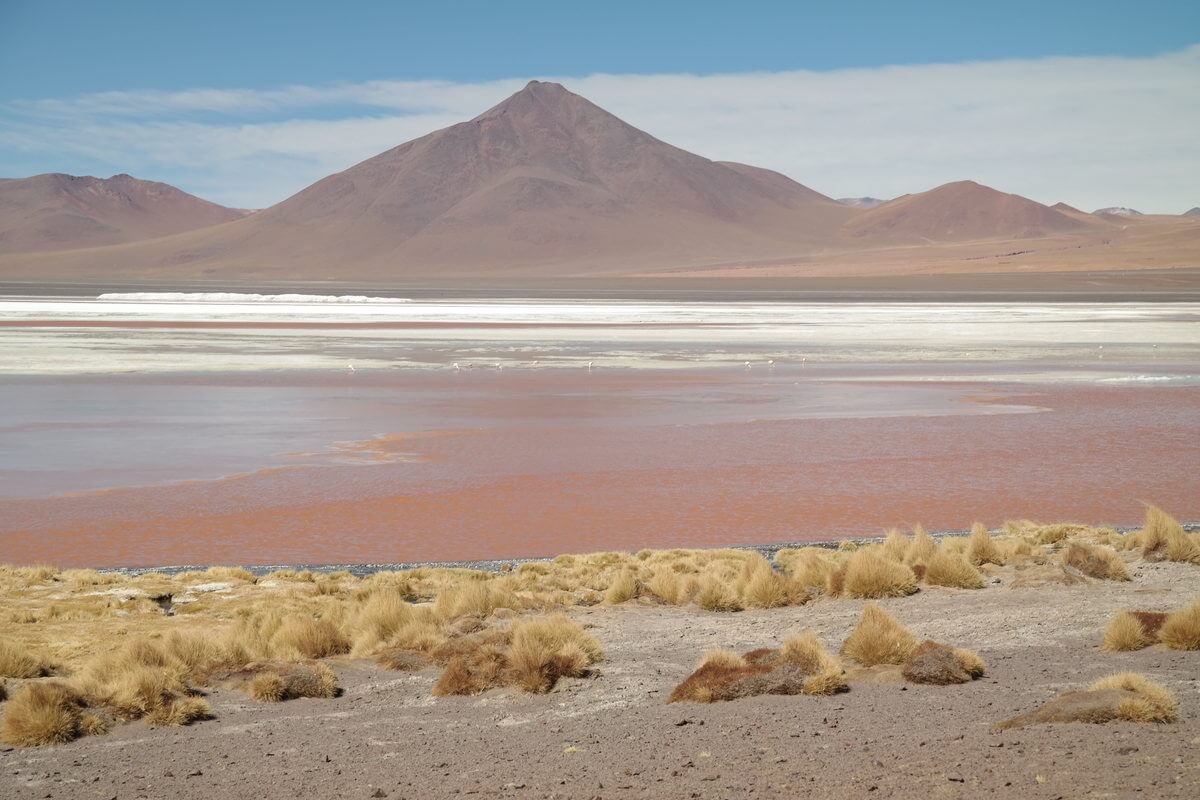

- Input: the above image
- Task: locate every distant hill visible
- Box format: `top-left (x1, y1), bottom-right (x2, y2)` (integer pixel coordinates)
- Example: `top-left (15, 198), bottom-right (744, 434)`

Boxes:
top-left (841, 181), bottom-right (1094, 243)
top-left (1093, 207), bottom-right (1143, 217)
top-left (1184, 207), bottom-right (1200, 217)
top-left (836, 197), bottom-right (886, 208)
top-left (0, 173), bottom-right (244, 254)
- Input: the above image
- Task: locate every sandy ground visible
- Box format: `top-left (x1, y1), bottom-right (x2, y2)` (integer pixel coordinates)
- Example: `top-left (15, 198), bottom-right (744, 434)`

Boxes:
top-left (3, 559), bottom-right (1198, 799)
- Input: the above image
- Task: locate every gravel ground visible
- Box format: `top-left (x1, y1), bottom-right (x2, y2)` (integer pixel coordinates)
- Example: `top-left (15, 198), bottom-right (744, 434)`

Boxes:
top-left (3, 559), bottom-right (1199, 799)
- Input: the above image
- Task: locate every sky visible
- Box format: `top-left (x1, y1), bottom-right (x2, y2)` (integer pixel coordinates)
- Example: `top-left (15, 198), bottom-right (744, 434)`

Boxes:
top-left (1, 1), bottom-right (1198, 212)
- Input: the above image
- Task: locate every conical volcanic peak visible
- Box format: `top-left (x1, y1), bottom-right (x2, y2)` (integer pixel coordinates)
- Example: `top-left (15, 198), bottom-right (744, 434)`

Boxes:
top-left (245, 79), bottom-right (851, 273)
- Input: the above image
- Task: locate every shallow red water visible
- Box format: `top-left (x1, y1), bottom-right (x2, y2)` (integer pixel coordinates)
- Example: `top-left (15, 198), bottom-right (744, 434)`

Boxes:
top-left (1, 376), bottom-right (1196, 568)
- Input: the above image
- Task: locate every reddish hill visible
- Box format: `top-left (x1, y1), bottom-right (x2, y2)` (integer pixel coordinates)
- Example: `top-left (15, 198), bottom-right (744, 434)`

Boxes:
top-left (841, 180), bottom-right (1095, 243)
top-left (0, 173), bottom-right (244, 254)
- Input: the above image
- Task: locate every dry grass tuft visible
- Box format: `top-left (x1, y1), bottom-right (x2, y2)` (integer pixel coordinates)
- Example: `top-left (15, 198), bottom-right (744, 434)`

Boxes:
top-left (905, 525), bottom-right (937, 565)
top-left (1063, 542), bottom-right (1129, 581)
top-left (668, 633), bottom-right (847, 703)
top-left (840, 603), bottom-right (917, 666)
top-left (841, 550), bottom-right (917, 599)
top-left (0, 640), bottom-right (50, 678)
top-left (432, 614), bottom-right (601, 696)
top-left (1088, 672), bottom-right (1178, 723)
top-left (1140, 506), bottom-right (1200, 564)
top-left (0, 681), bottom-right (87, 746)
top-left (995, 672), bottom-right (1177, 730)
top-left (922, 550), bottom-right (985, 589)
top-left (966, 523), bottom-right (1004, 566)
top-left (694, 575), bottom-right (743, 612)
top-left (243, 662), bottom-right (339, 702)
top-left (901, 640), bottom-right (985, 684)
top-left (603, 568), bottom-right (641, 605)
top-left (1102, 612), bottom-right (1155, 652)
top-left (270, 616), bottom-right (351, 660)
top-left (1159, 599), bottom-right (1200, 651)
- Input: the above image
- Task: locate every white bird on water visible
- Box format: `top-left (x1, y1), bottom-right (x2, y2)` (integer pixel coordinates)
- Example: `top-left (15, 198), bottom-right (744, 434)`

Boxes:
top-left (587, 361), bottom-right (594, 370)
top-left (768, 359), bottom-right (775, 368)
top-left (452, 362), bottom-right (460, 371)
top-left (744, 361), bottom-right (751, 370)
top-left (532, 360), bottom-right (539, 368)
top-left (347, 363), bottom-right (355, 373)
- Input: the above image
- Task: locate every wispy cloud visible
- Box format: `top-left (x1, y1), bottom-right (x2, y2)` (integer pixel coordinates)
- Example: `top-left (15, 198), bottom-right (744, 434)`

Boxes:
top-left (2, 46), bottom-right (1197, 211)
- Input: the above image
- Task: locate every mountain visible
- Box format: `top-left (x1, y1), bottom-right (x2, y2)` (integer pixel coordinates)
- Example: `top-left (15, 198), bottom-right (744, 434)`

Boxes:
top-left (1, 83), bottom-right (1197, 285)
top-left (1183, 207), bottom-right (1200, 217)
top-left (5, 81), bottom-right (851, 280)
top-left (836, 197), bottom-right (886, 208)
top-left (1093, 207), bottom-right (1143, 217)
top-left (840, 181), bottom-right (1094, 243)
top-left (0, 173), bottom-right (244, 254)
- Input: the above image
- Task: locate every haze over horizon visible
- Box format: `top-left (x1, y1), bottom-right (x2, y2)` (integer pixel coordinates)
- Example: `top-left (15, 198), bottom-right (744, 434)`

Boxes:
top-left (1, 1), bottom-right (1197, 213)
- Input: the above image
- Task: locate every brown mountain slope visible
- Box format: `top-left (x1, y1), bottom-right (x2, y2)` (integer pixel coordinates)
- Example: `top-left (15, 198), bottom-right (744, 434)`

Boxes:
top-left (841, 181), bottom-right (1096, 244)
top-left (0, 173), bottom-right (245, 254)
top-left (0, 81), bottom-right (853, 281)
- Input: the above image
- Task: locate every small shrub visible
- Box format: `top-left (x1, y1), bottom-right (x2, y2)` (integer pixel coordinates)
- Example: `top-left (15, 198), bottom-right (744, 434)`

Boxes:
top-left (0, 681), bottom-right (87, 746)
top-left (966, 524), bottom-right (1003, 566)
top-left (840, 603), bottom-right (917, 666)
top-left (604, 569), bottom-right (641, 605)
top-left (1063, 542), bottom-right (1129, 581)
top-left (0, 640), bottom-right (49, 679)
top-left (842, 550), bottom-right (917, 599)
top-left (1140, 506), bottom-right (1200, 564)
top-left (1159, 599), bottom-right (1200, 650)
top-left (902, 641), bottom-right (985, 684)
top-left (1102, 612), bottom-right (1154, 652)
top-left (923, 550), bottom-right (985, 589)
top-left (996, 672), bottom-right (1177, 729)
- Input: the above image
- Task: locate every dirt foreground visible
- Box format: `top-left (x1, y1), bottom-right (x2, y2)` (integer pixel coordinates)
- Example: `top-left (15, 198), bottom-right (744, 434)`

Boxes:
top-left (3, 559), bottom-right (1199, 799)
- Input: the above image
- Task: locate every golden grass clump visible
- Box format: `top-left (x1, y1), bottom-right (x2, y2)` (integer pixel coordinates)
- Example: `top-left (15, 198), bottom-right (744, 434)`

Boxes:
top-left (840, 603), bottom-right (917, 666)
top-left (840, 549), bottom-right (918, 599)
top-left (0, 639), bottom-right (50, 678)
top-left (1088, 673), bottom-right (1177, 723)
top-left (776, 549), bottom-right (835, 592)
top-left (433, 579), bottom-right (520, 620)
top-left (901, 640), bottom-right (986, 684)
top-left (995, 672), bottom-right (1177, 730)
top-left (1102, 612), bottom-right (1155, 652)
top-left (881, 530), bottom-right (910, 562)
top-left (694, 575), bottom-right (743, 612)
top-left (432, 614), bottom-right (601, 696)
top-left (922, 549), bottom-right (985, 589)
top-left (603, 568), bottom-right (642, 605)
top-left (739, 561), bottom-right (795, 609)
top-left (270, 615), bottom-right (351, 660)
top-left (0, 681), bottom-right (88, 746)
top-left (244, 662), bottom-right (339, 702)
top-left (1140, 505), bottom-right (1200, 564)
top-left (1159, 599), bottom-right (1200, 651)
top-left (905, 525), bottom-right (937, 565)
top-left (1062, 542), bottom-right (1129, 581)
top-left (966, 523), bottom-right (1004, 566)
top-left (668, 632), bottom-right (847, 703)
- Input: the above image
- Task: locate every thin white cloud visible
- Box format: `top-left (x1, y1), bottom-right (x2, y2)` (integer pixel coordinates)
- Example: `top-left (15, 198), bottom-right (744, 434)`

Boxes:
top-left (2, 46), bottom-right (1197, 211)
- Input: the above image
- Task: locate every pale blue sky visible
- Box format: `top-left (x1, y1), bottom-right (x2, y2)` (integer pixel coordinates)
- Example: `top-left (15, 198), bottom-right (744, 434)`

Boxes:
top-left (1, 1), bottom-right (1197, 210)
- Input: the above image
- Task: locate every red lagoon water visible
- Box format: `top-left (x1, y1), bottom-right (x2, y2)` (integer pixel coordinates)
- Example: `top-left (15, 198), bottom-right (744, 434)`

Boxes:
top-left (0, 368), bottom-right (1197, 568)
